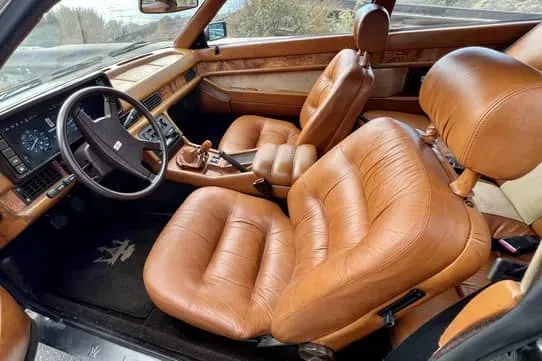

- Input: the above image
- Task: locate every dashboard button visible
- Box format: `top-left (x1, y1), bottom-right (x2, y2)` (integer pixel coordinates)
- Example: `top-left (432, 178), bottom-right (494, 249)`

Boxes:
top-left (63, 175), bottom-right (76, 185)
top-left (2, 148), bottom-right (15, 159)
top-left (0, 140), bottom-right (8, 150)
top-left (8, 156), bottom-right (22, 166)
top-left (56, 183), bottom-right (66, 192)
top-left (15, 164), bottom-right (28, 174)
top-left (47, 188), bottom-right (60, 198)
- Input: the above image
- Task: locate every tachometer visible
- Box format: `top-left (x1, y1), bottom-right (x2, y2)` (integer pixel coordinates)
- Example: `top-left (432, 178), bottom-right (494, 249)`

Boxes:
top-left (21, 129), bottom-right (51, 153)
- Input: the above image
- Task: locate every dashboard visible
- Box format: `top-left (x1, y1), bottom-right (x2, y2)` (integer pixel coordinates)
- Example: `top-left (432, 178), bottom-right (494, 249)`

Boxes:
top-left (0, 74), bottom-right (116, 182)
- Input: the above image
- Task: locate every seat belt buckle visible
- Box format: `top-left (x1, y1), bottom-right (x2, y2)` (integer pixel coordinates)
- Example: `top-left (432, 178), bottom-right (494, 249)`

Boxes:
top-left (496, 235), bottom-right (540, 256)
top-left (253, 178), bottom-right (273, 198)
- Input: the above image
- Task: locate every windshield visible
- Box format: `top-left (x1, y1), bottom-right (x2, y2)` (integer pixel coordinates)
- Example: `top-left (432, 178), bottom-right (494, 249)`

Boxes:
top-left (0, 0), bottom-right (200, 105)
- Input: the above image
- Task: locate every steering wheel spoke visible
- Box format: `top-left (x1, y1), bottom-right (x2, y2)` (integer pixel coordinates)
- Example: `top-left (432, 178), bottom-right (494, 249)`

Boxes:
top-left (57, 86), bottom-right (168, 200)
top-left (104, 96), bottom-right (120, 120)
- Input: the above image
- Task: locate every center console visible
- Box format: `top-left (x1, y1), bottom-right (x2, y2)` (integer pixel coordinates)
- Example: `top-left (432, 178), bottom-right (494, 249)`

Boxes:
top-left (165, 139), bottom-right (317, 199)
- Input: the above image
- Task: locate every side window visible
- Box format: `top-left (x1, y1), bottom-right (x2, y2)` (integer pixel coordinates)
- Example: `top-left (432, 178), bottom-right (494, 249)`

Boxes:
top-left (209, 0), bottom-right (362, 42)
top-left (393, 0), bottom-right (542, 29)
top-left (208, 0), bottom-right (542, 44)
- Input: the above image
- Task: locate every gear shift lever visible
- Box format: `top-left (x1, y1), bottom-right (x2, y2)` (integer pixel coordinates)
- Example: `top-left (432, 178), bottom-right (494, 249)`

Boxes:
top-left (181, 139), bottom-right (213, 168)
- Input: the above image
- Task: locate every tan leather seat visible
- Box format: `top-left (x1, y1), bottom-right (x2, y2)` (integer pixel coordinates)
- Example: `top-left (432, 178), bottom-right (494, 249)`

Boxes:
top-left (144, 48), bottom-right (542, 353)
top-left (382, 27), bottom-right (542, 346)
top-left (0, 287), bottom-right (31, 361)
top-left (218, 4), bottom-right (389, 155)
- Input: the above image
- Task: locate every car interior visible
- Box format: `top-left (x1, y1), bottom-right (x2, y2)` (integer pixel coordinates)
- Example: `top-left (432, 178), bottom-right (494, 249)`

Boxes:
top-left (0, 0), bottom-right (541, 360)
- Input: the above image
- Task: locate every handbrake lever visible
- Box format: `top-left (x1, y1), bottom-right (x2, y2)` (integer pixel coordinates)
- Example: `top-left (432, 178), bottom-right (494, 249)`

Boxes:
top-left (219, 151), bottom-right (249, 173)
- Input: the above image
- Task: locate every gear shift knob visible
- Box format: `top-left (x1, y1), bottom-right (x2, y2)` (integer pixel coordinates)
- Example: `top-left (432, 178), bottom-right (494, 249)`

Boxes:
top-left (200, 140), bottom-right (213, 153)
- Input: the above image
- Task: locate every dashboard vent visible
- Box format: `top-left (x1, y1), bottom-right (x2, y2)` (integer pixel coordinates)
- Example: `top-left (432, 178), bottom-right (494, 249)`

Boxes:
top-left (119, 92), bottom-right (162, 129)
top-left (143, 92), bottom-right (162, 111)
top-left (15, 165), bottom-right (62, 204)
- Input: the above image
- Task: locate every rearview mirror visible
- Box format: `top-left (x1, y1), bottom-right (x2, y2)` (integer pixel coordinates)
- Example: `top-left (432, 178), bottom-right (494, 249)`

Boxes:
top-left (140, 0), bottom-right (198, 14)
top-left (205, 21), bottom-right (227, 42)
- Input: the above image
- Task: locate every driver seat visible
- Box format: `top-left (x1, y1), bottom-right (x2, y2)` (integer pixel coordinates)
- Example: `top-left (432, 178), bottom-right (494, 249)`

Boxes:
top-left (144, 48), bottom-right (542, 355)
top-left (218, 4), bottom-right (389, 155)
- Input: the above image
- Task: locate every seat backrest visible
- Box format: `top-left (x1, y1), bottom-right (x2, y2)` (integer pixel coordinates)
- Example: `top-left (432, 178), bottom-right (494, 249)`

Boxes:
top-left (270, 48), bottom-right (542, 351)
top-left (0, 286), bottom-right (31, 361)
top-left (296, 4), bottom-right (389, 155)
top-left (506, 23), bottom-right (542, 71)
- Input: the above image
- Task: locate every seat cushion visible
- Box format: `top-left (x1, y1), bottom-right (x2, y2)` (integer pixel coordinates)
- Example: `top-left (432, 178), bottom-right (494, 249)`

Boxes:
top-left (218, 115), bottom-right (300, 154)
top-left (364, 110), bottom-right (431, 130)
top-left (143, 187), bottom-right (295, 340)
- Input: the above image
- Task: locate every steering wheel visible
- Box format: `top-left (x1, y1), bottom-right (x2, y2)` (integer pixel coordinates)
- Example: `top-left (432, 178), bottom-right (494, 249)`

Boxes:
top-left (57, 86), bottom-right (168, 200)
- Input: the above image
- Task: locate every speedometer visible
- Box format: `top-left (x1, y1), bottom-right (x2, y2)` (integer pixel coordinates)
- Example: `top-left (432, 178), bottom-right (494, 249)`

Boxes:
top-left (21, 129), bottom-right (51, 153)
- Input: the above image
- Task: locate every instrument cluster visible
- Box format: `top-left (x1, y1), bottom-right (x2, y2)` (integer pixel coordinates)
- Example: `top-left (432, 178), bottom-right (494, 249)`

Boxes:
top-left (0, 73), bottom-right (114, 182)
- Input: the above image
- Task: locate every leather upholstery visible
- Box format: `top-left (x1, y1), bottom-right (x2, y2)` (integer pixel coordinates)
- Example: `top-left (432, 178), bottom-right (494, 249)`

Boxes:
top-left (439, 280), bottom-right (521, 348)
top-left (144, 187), bottom-right (295, 339)
top-left (272, 118), bottom-right (489, 349)
top-left (146, 117), bottom-right (491, 348)
top-left (144, 47), bottom-right (542, 350)
top-left (364, 110), bottom-right (430, 130)
top-left (218, 115), bottom-right (299, 153)
top-left (0, 287), bottom-right (31, 361)
top-left (420, 47), bottom-right (542, 181)
top-left (483, 214), bottom-right (535, 240)
top-left (506, 24), bottom-right (542, 71)
top-left (296, 49), bottom-right (373, 154)
top-left (353, 4), bottom-right (389, 53)
top-left (218, 4), bottom-right (389, 155)
top-left (252, 144), bottom-right (317, 186)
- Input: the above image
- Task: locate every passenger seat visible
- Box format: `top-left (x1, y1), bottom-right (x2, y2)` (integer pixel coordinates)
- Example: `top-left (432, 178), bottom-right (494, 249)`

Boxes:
top-left (367, 24), bottom-right (542, 348)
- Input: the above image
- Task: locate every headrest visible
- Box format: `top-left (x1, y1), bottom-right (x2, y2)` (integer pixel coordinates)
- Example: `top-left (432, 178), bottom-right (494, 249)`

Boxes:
top-left (420, 47), bottom-right (542, 182)
top-left (353, 4), bottom-right (389, 53)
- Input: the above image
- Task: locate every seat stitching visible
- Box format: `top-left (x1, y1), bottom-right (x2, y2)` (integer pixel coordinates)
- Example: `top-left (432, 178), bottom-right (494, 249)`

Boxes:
top-left (200, 193), bottom-right (236, 284)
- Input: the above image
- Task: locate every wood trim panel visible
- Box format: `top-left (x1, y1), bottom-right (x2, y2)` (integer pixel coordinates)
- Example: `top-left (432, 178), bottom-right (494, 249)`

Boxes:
top-left (199, 78), bottom-right (306, 117)
top-left (195, 35), bottom-right (355, 62)
top-left (107, 48), bottom-right (198, 111)
top-left (197, 53), bottom-right (335, 77)
top-left (0, 163), bottom-right (74, 248)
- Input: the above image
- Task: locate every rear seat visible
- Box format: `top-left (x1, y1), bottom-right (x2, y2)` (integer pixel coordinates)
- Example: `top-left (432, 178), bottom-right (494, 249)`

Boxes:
top-left (366, 24), bottom-right (542, 347)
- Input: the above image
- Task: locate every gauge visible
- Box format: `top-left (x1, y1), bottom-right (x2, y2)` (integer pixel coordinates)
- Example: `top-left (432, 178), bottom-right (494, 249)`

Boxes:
top-left (21, 129), bottom-right (51, 153)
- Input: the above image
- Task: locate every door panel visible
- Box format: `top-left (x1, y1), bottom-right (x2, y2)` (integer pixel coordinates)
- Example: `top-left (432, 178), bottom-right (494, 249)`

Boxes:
top-left (200, 78), bottom-right (307, 117)
top-left (194, 20), bottom-right (539, 118)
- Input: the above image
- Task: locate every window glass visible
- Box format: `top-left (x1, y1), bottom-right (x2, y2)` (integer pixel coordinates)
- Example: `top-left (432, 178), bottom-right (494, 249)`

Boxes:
top-left (0, 0), bottom-right (200, 100)
top-left (210, 0), bottom-right (542, 44)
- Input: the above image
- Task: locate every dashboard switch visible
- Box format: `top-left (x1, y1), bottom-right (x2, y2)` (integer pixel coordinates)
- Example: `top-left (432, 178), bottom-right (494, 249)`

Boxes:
top-left (9, 156), bottom-right (22, 166)
top-left (1, 148), bottom-right (15, 159)
top-left (15, 164), bottom-right (28, 174)
top-left (47, 188), bottom-right (60, 198)
top-left (63, 174), bottom-right (76, 185)
top-left (0, 140), bottom-right (8, 150)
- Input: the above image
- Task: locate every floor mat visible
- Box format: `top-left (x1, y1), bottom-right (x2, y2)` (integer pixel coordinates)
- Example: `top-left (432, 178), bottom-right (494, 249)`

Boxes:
top-left (48, 214), bottom-right (168, 318)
